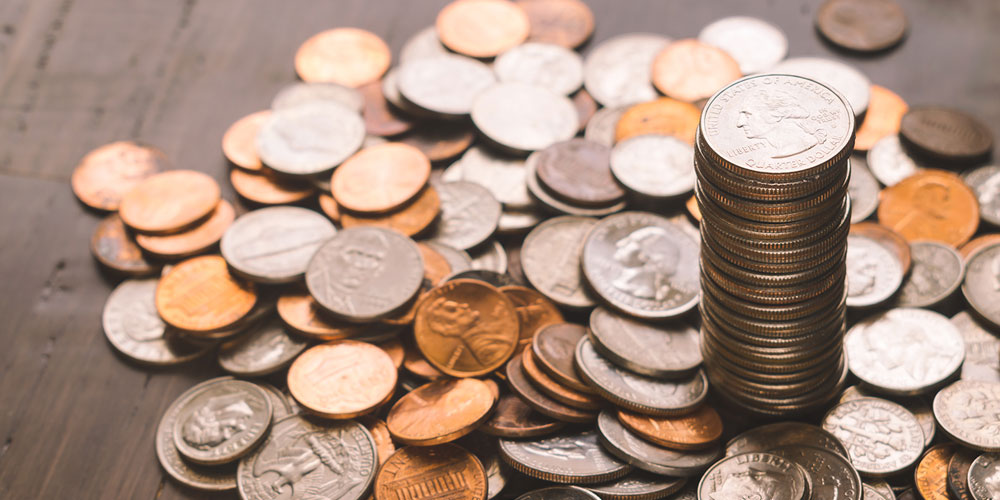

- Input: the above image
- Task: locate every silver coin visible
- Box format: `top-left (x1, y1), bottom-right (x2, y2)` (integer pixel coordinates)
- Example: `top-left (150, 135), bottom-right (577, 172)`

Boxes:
top-left (471, 82), bottom-right (578, 153)
top-left (963, 165), bottom-right (1000, 227)
top-left (520, 215), bottom-right (598, 309)
top-left (221, 206), bottom-right (337, 284)
top-left (933, 380), bottom-right (1000, 452)
top-left (256, 100), bottom-right (365, 176)
top-left (425, 180), bottom-right (502, 251)
top-left (499, 430), bottom-right (631, 484)
top-left (950, 311), bottom-right (1000, 383)
top-left (725, 422), bottom-right (850, 459)
top-left (517, 487), bottom-right (600, 500)
top-left (237, 415), bottom-right (377, 500)
top-left (424, 241), bottom-right (473, 276)
top-left (584, 471), bottom-right (687, 500)
top-left (397, 55), bottom-right (496, 117)
top-left (866, 135), bottom-right (923, 187)
top-left (864, 481), bottom-right (895, 500)
top-left (217, 316), bottom-right (308, 377)
top-left (494, 42), bottom-right (584, 96)
top-left (470, 239), bottom-right (508, 275)
top-left (156, 377), bottom-right (238, 491)
top-left (588, 307), bottom-right (701, 378)
top-left (399, 26), bottom-right (449, 64)
top-left (306, 226), bottom-right (424, 321)
top-left (822, 398), bottom-right (925, 477)
top-left (610, 134), bottom-right (695, 200)
top-left (849, 155), bottom-right (880, 223)
top-left (582, 211), bottom-right (700, 320)
top-left (968, 453), bottom-right (1000, 499)
top-left (840, 385), bottom-right (936, 449)
top-left (583, 33), bottom-right (670, 108)
top-left (380, 67), bottom-right (438, 119)
top-left (894, 241), bottom-right (965, 308)
top-left (770, 445), bottom-right (862, 500)
top-left (459, 432), bottom-right (510, 500)
top-left (171, 379), bottom-right (271, 466)
top-left (697, 452), bottom-right (809, 500)
top-left (446, 269), bottom-right (517, 288)
top-left (525, 151), bottom-right (627, 217)
top-left (962, 243), bottom-right (1000, 329)
top-left (498, 208), bottom-right (543, 234)
top-left (698, 16), bottom-right (788, 75)
top-left (846, 233), bottom-right (905, 309)
top-left (863, 484), bottom-right (892, 500)
top-left (270, 81), bottom-right (364, 113)
top-left (845, 308), bottom-right (965, 395)
top-left (258, 383), bottom-right (295, 420)
top-left (443, 146), bottom-right (532, 209)
top-left (585, 106), bottom-right (627, 147)
top-left (102, 278), bottom-right (209, 366)
top-left (769, 57), bottom-right (871, 117)
top-left (596, 411), bottom-right (720, 477)
top-left (575, 337), bottom-right (708, 416)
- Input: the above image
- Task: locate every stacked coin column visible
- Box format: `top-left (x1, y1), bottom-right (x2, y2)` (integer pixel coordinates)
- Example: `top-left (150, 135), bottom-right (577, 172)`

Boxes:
top-left (695, 74), bottom-right (855, 417)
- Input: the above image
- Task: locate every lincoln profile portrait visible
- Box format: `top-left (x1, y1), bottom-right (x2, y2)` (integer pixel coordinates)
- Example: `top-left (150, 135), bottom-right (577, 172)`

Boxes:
top-left (737, 89), bottom-right (827, 159)
top-left (424, 296), bottom-right (513, 366)
top-left (612, 227), bottom-right (679, 302)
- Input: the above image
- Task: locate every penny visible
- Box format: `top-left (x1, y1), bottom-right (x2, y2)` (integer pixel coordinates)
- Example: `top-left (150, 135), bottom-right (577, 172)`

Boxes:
top-left (964, 165), bottom-right (1000, 227)
top-left (521, 348), bottom-right (600, 410)
top-left (472, 83), bottom-right (578, 154)
top-left (426, 181), bottom-right (502, 251)
top-left (520, 215), bottom-right (598, 308)
top-left (446, 270), bottom-right (517, 288)
top-left (221, 111), bottom-right (270, 171)
top-left (505, 354), bottom-right (596, 423)
top-left (360, 80), bottom-right (415, 137)
top-left (584, 33), bottom-right (670, 108)
top-left (817, 0), bottom-right (907, 52)
top-left (846, 232), bottom-right (905, 309)
top-left (494, 42), bottom-right (583, 96)
top-left (770, 57), bottom-right (871, 118)
top-left (418, 243), bottom-right (453, 286)
top-left (386, 378), bottom-right (496, 445)
top-left (458, 432), bottom-right (509, 500)
top-left (726, 422), bottom-right (850, 459)
top-left (516, 0), bottom-right (594, 48)
top-left (617, 405), bottom-right (723, 451)
top-left (481, 391), bottom-right (565, 438)
top-left (399, 121), bottom-right (477, 163)
top-left (294, 28), bottom-right (390, 87)
top-left (339, 185), bottom-right (440, 236)
top-left (270, 81), bottom-right (365, 113)
top-left (585, 471), bottom-right (686, 500)
top-left (530, 323), bottom-right (593, 393)
top-left (879, 169), bottom-right (980, 247)
top-left (374, 444), bottom-right (487, 500)
top-left (102, 279), bottom-right (209, 365)
top-left (914, 444), bottom-right (957, 500)
top-left (170, 379), bottom-right (271, 466)
top-left (134, 200), bottom-right (233, 259)
top-left (277, 291), bottom-right (374, 341)
top-left (651, 39), bottom-right (741, 103)
top-left (950, 311), bottom-right (1000, 383)
top-left (221, 206), bottom-right (335, 284)
top-left (239, 415), bottom-right (377, 500)
top-left (90, 214), bottom-right (160, 276)
top-left (119, 170), bottom-right (220, 234)
top-left (582, 211), bottom-right (700, 320)
top-left (155, 255), bottom-right (256, 333)
top-left (615, 98), bottom-right (700, 145)
top-left (586, 106), bottom-right (627, 147)
top-left (949, 448), bottom-right (978, 500)
top-left (499, 286), bottom-right (564, 353)
top-left (414, 279), bottom-right (519, 377)
top-left (855, 86), bottom-right (908, 151)
top-left (573, 90), bottom-right (598, 132)
top-left (597, 411), bottom-right (720, 477)
top-left (228, 168), bottom-right (315, 205)
top-left (443, 146), bottom-right (532, 209)
top-left (686, 196), bottom-right (701, 223)
top-left (894, 241), bottom-right (965, 308)
top-left (961, 234), bottom-right (1000, 261)
top-left (771, 444), bottom-right (863, 500)
top-left (589, 307), bottom-right (701, 379)
top-left (840, 386), bottom-right (936, 448)
top-left (576, 337), bottom-right (709, 416)
top-left (403, 340), bottom-right (446, 380)
top-left (71, 141), bottom-right (166, 211)
top-left (535, 139), bottom-right (622, 207)
top-left (850, 155), bottom-right (881, 223)
top-left (398, 55), bottom-right (496, 118)
top-left (698, 452), bottom-right (808, 500)
top-left (867, 135), bottom-right (924, 187)
top-left (822, 398), bottom-right (925, 477)
top-left (519, 487), bottom-right (599, 500)
top-left (256, 101), bottom-right (365, 177)
top-left (611, 135), bottom-right (696, 201)
top-left (933, 380), bottom-right (1000, 452)
top-left (400, 26), bottom-right (450, 64)
top-left (900, 106), bottom-right (993, 163)
top-left (437, 0), bottom-right (529, 58)
top-left (968, 453), bottom-right (1000, 500)
top-left (469, 240), bottom-right (508, 275)
top-left (500, 430), bottom-right (631, 484)
top-left (287, 341), bottom-right (397, 419)
top-left (698, 16), bottom-right (788, 74)
top-left (217, 316), bottom-right (307, 377)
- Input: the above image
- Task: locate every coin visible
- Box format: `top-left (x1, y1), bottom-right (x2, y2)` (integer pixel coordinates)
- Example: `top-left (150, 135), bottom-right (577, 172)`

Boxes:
top-left (855, 86), bottom-right (908, 151)
top-left (816, 0), bottom-right (907, 52)
top-left (155, 255), bottom-right (256, 333)
top-left (339, 185), bottom-right (440, 237)
top-left (614, 98), bottom-right (701, 146)
top-left (961, 234), bottom-right (1000, 262)
top-left (217, 316), bottom-right (307, 377)
top-left (494, 42), bottom-right (584, 96)
top-left (427, 181), bottom-right (502, 251)
top-left (520, 215), bottom-right (597, 308)
top-left (519, 487), bottom-right (600, 500)
top-left (399, 121), bottom-right (477, 163)
top-left (499, 286), bottom-right (563, 353)
top-left (846, 232), bottom-right (905, 309)
top-left (90, 214), bottom-right (160, 276)
top-left (769, 57), bottom-right (871, 118)
top-left (374, 444), bottom-right (487, 500)
top-left (651, 39), bottom-right (741, 103)
top-left (573, 89), bottom-right (598, 131)
top-left (588, 308), bottom-right (701, 378)
top-left (725, 422), bottom-right (850, 459)
top-left (417, 242), bottom-right (454, 286)
top-left (530, 323), bottom-right (593, 393)
top-left (535, 139), bottom-right (622, 207)
top-left (968, 453), bottom-right (1000, 500)
top-left (287, 341), bottom-right (396, 419)
top-left (611, 135), bottom-right (695, 201)
top-left (426, 242), bottom-right (473, 276)
top-left (481, 391), bottom-right (565, 438)
top-left (698, 452), bottom-right (808, 500)
top-left (584, 33), bottom-right (670, 108)
top-left (170, 379), bottom-right (271, 466)
top-left (398, 55), bottom-right (496, 118)
top-left (500, 430), bottom-right (631, 484)
top-left (331, 142), bottom-right (431, 214)
top-left (698, 16), bottom-right (788, 74)
top-left (472, 82), bottom-right (578, 154)
top-left (228, 167), bottom-right (315, 205)
top-left (840, 385), bottom-right (936, 448)
top-left (617, 404), bottom-right (723, 451)
top-left (963, 165), bottom-right (1000, 227)
top-left (900, 106), bottom-right (993, 164)
top-left (948, 448), bottom-right (978, 500)
top-left (850, 156), bottom-right (881, 223)
top-left (894, 241), bottom-right (964, 308)
top-left (442, 146), bottom-right (532, 209)
top-left (964, 243), bottom-right (1000, 330)
top-left (506, 354), bottom-right (596, 423)
top-left (458, 432), bottom-right (509, 500)
top-left (522, 347), bottom-right (600, 410)
top-left (359, 80), bottom-right (415, 137)
top-left (584, 471), bottom-right (686, 500)
top-left (134, 199), bottom-right (233, 259)
top-left (221, 111), bottom-right (270, 171)
top-left (867, 135), bottom-right (923, 187)
top-left (277, 291), bottom-right (374, 340)
top-left (866, 481), bottom-right (896, 500)
top-left (525, 149), bottom-right (627, 217)
top-left (597, 411), bottom-right (720, 477)
top-left (771, 444), bottom-right (862, 500)
top-left (71, 141), bottom-right (166, 211)
top-left (470, 240), bottom-right (508, 275)
top-left (270, 81), bottom-right (365, 113)
top-left (400, 26), bottom-right (450, 64)
top-left (118, 169), bottom-right (220, 234)
top-left (586, 106), bottom-right (627, 147)
top-left (221, 206), bottom-right (335, 283)
top-left (933, 380), bottom-right (1000, 452)
top-left (294, 28), bottom-right (389, 86)
top-left (950, 311), bottom-right (1000, 383)
top-left (914, 444), bottom-right (957, 500)
top-left (403, 339), bottom-right (446, 380)
top-left (850, 222), bottom-right (912, 275)
top-left (386, 378), bottom-right (496, 445)
top-left (516, 0), bottom-right (594, 48)
top-left (437, 0), bottom-right (529, 58)
top-left (878, 169), bottom-right (980, 247)
top-left (257, 101), bottom-right (365, 177)
top-left (822, 398), bottom-right (925, 477)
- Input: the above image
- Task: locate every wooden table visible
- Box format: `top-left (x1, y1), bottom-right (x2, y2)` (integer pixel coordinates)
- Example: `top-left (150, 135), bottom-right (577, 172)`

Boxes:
top-left (0, 0), bottom-right (996, 498)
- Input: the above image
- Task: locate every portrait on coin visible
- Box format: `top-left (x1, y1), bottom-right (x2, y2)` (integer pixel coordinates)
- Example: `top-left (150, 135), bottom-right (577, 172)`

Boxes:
top-left (710, 467), bottom-right (796, 500)
top-left (335, 230), bottom-right (388, 289)
top-left (424, 296), bottom-right (514, 365)
top-left (181, 393), bottom-right (254, 449)
top-left (611, 227), bottom-right (681, 301)
top-left (252, 428), bottom-right (368, 497)
top-left (737, 89), bottom-right (828, 159)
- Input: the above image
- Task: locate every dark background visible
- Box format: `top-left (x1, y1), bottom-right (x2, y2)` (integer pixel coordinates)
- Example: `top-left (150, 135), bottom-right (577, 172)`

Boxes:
top-left (0, 0), bottom-right (997, 498)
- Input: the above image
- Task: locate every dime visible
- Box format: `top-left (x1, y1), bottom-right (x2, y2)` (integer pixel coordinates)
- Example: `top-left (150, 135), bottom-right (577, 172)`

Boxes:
top-left (586, 106), bottom-right (627, 147)
top-left (516, 0), bottom-right (594, 48)
top-left (480, 391), bottom-right (565, 438)
top-left (71, 141), bottom-right (165, 211)
top-left (532, 323), bottom-right (593, 393)
top-left (588, 307), bottom-right (701, 378)
top-left (963, 165), bottom-right (1000, 227)
top-left (611, 135), bottom-right (695, 200)
top-left (472, 83), bottom-right (578, 154)
top-left (90, 214), bottom-right (160, 276)
top-left (494, 42), bottom-right (584, 96)
top-left (933, 380), bottom-right (1000, 452)
top-left (962, 234), bottom-right (1000, 261)
top-left (386, 378), bottom-right (496, 445)
top-left (698, 16), bottom-right (788, 74)
top-left (915, 444), bottom-right (957, 500)
top-left (855, 86), bottom-right (908, 151)
top-left (963, 243), bottom-right (1000, 330)
top-left (135, 199), bottom-right (234, 259)
top-left (436, 0), bottom-right (529, 58)
top-left (878, 169), bottom-right (979, 247)
top-left (458, 432), bottom-right (509, 500)
top-left (840, 385), bottom-right (936, 448)
top-left (256, 101), bottom-right (365, 177)
top-left (399, 121), bottom-right (476, 163)
top-left (846, 232), bottom-right (905, 309)
top-left (867, 135), bottom-right (923, 187)
top-left (822, 398), bottom-right (925, 477)
top-left (865, 482), bottom-right (895, 500)
top-left (617, 405), bottom-right (723, 451)
top-left (228, 167), bottom-right (315, 205)
top-left (221, 206), bottom-right (335, 284)
top-left (525, 149), bottom-right (627, 217)
top-left (400, 26), bottom-right (450, 64)
top-left (469, 240), bottom-right (508, 276)
top-left (238, 415), bottom-right (377, 500)
top-left (850, 222), bottom-right (912, 275)
top-left (339, 185), bottom-right (440, 236)
top-left (374, 444), bottom-right (487, 500)
top-left (968, 454), bottom-right (1000, 500)
top-left (816, 0), bottom-right (907, 52)
top-left (894, 241), bottom-right (964, 308)
top-left (360, 80), bottom-right (415, 137)
top-left (535, 139), bottom-right (623, 207)
top-left (520, 215), bottom-right (597, 308)
top-left (615, 98), bottom-right (700, 145)
top-left (270, 81), bottom-right (364, 113)
top-left (698, 452), bottom-right (808, 500)
top-left (217, 316), bottom-right (307, 377)
top-left (725, 422), bottom-right (850, 459)
top-left (119, 170), bottom-right (220, 234)
top-left (156, 255), bottom-right (256, 333)
top-left (500, 430), bottom-right (631, 484)
top-left (426, 181), bottom-right (502, 251)
top-left (769, 57), bottom-right (871, 118)
top-left (651, 39), bottom-right (741, 103)
top-left (584, 471), bottom-right (686, 500)
top-left (505, 354), bottom-right (596, 423)
top-left (597, 411), bottom-right (720, 477)
top-left (581, 212), bottom-right (700, 320)
top-left (221, 110), bottom-right (270, 171)
top-left (849, 155), bottom-right (881, 223)
top-left (397, 55), bottom-right (496, 118)
top-left (443, 146), bottom-right (532, 209)
top-left (770, 445), bottom-right (862, 500)
top-left (331, 142), bottom-right (431, 214)
top-left (294, 28), bottom-right (390, 87)
top-left (949, 448), bottom-right (978, 500)
top-left (171, 379), bottom-right (271, 466)
top-left (287, 341), bottom-right (397, 419)
top-left (414, 279), bottom-right (519, 377)
top-left (950, 311), bottom-right (1000, 383)
top-left (900, 106), bottom-right (993, 164)
top-left (583, 33), bottom-right (670, 108)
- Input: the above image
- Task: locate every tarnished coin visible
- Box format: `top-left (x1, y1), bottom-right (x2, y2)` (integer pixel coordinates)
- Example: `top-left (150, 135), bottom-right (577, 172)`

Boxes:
top-left (135, 200), bottom-right (234, 259)
top-left (156, 255), bottom-right (256, 333)
top-left (374, 444), bottom-right (487, 500)
top-left (398, 55), bottom-right (496, 118)
top-left (817, 0), bottom-right (907, 52)
top-left (256, 101), bottom-right (365, 177)
top-left (535, 139), bottom-right (622, 207)
top-left (933, 380), bottom-right (1000, 452)
top-left (519, 487), bottom-right (599, 500)
top-left (270, 81), bottom-right (364, 113)
top-left (588, 307), bottom-right (701, 378)
top-left (339, 185), bottom-right (440, 236)
top-left (769, 57), bottom-right (871, 118)
top-left (221, 206), bottom-right (335, 284)
top-left (584, 33), bottom-right (670, 108)
top-left (294, 27), bottom-right (389, 87)
top-left (950, 311), bottom-right (1000, 383)
top-left (443, 146), bottom-right (532, 209)
top-left (506, 354), bottom-right (596, 423)
top-left (900, 106), bottom-right (993, 164)
top-left (221, 111), bottom-right (271, 171)
top-left (855, 86), bottom-right (908, 151)
top-left (581, 212), bottom-right (700, 320)
top-left (239, 415), bottom-right (377, 500)
top-left (617, 404), bottom-right (723, 451)
top-left (525, 149), bottom-right (628, 217)
top-left (387, 378), bottom-right (496, 446)
top-left (414, 279), bottom-right (519, 377)
top-left (90, 214), bottom-right (160, 276)
top-left (841, 385), bottom-right (936, 448)
top-left (494, 42), bottom-right (584, 96)
top-left (287, 341), bottom-right (397, 419)
top-left (771, 444), bottom-right (862, 500)
top-left (585, 471), bottom-right (687, 500)
top-left (399, 121), bottom-right (477, 163)
top-left (586, 106), bottom-right (627, 147)
top-left (437, 0), bottom-right (529, 58)
top-left (229, 168), bottom-right (315, 205)
top-left (611, 135), bottom-right (695, 200)
top-left (968, 453), bottom-right (1000, 500)
top-left (427, 181), bottom-right (502, 251)
top-left (472, 83), bottom-right (578, 154)
top-left (400, 26), bottom-right (449, 64)
top-left (520, 215), bottom-right (598, 308)
top-left (615, 98), bottom-right (700, 145)
top-left (725, 422), bottom-right (850, 459)
top-left (846, 232), bottom-right (905, 309)
top-left (218, 316), bottom-right (307, 377)
top-left (651, 39), bottom-right (741, 103)
top-left (576, 337), bottom-right (708, 416)
top-left (915, 444), bottom-right (957, 500)
top-left (822, 398), bottom-right (925, 477)
top-left (698, 452), bottom-right (809, 500)
top-left (878, 169), bottom-right (980, 247)
top-left (171, 379), bottom-right (271, 466)
top-left (481, 392), bottom-right (565, 438)
top-left (949, 448), bottom-right (978, 500)
top-left (306, 227), bottom-right (424, 322)
top-left (964, 165), bottom-right (1000, 227)
top-left (849, 156), bottom-right (881, 223)
top-left (360, 80), bottom-right (415, 137)
top-left (458, 432), bottom-right (509, 500)
top-left (516, 0), bottom-right (594, 48)
top-left (597, 411), bottom-right (720, 477)
top-left (71, 141), bottom-right (166, 211)
top-left (894, 241), bottom-right (964, 308)
top-left (867, 135), bottom-right (923, 187)
top-left (332, 142), bottom-right (431, 214)
top-left (963, 243), bottom-right (1000, 329)
top-left (698, 16), bottom-right (787, 74)
top-left (532, 323), bottom-right (593, 393)
top-left (499, 286), bottom-right (563, 352)
top-left (500, 430), bottom-right (631, 484)
top-left (119, 170), bottom-right (220, 234)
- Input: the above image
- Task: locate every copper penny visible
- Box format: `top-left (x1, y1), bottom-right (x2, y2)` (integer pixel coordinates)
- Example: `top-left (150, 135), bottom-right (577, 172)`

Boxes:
top-left (854, 85), bottom-right (908, 151)
top-left (276, 291), bottom-right (372, 341)
top-left (436, 0), bottom-right (530, 58)
top-left (331, 142), bottom-right (431, 214)
top-left (90, 214), bottom-right (160, 276)
top-left (480, 392), bottom-right (565, 438)
top-left (521, 348), bottom-right (601, 410)
top-left (360, 416), bottom-right (396, 465)
top-left (317, 192), bottom-right (340, 222)
top-left (419, 243), bottom-right (453, 286)
top-left (686, 195), bottom-right (702, 222)
top-left (959, 233), bottom-right (1000, 261)
top-left (535, 138), bottom-right (625, 207)
top-left (287, 340), bottom-right (397, 419)
top-left (403, 341), bottom-right (446, 380)
top-left (850, 222), bottom-right (913, 275)
top-left (339, 185), bottom-right (440, 236)
top-left (878, 169), bottom-right (980, 247)
top-left (573, 89), bottom-right (598, 132)
top-left (615, 98), bottom-right (701, 145)
top-left (119, 170), bottom-right (220, 234)
top-left (504, 354), bottom-right (596, 423)
top-left (817, 0), bottom-right (908, 53)
top-left (532, 323), bottom-right (594, 393)
top-left (71, 141), bottom-right (166, 211)
top-left (386, 378), bottom-right (497, 445)
top-left (221, 110), bottom-right (270, 171)
top-left (651, 39), bottom-right (741, 103)
top-left (229, 168), bottom-right (315, 205)
top-left (380, 287), bottom-right (423, 327)
top-left (414, 279), bottom-right (520, 377)
top-left (360, 80), bottom-right (415, 137)
top-left (399, 122), bottom-right (476, 163)
top-left (155, 255), bottom-right (256, 333)
top-left (499, 285), bottom-right (564, 353)
top-left (379, 338), bottom-right (405, 369)
top-left (616, 405), bottom-right (724, 451)
top-left (915, 443), bottom-right (957, 500)
top-left (516, 0), bottom-right (595, 49)
top-left (134, 200), bottom-right (234, 259)
top-left (294, 28), bottom-right (390, 87)
top-left (374, 444), bottom-right (488, 500)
